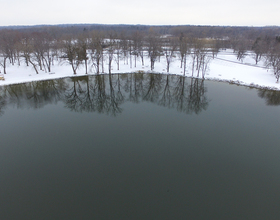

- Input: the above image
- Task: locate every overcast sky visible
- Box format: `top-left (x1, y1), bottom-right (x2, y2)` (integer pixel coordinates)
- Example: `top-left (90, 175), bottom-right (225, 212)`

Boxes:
top-left (1, 0), bottom-right (279, 27)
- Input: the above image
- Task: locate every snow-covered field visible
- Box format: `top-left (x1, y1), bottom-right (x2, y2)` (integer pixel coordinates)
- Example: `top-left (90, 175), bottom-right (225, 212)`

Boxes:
top-left (0, 49), bottom-right (279, 90)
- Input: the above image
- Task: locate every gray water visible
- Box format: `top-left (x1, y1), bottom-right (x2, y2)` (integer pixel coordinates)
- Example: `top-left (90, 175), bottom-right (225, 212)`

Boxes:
top-left (0, 73), bottom-right (280, 219)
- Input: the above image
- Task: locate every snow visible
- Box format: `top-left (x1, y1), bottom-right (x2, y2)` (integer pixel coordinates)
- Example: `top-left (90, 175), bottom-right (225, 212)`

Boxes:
top-left (0, 49), bottom-right (279, 91)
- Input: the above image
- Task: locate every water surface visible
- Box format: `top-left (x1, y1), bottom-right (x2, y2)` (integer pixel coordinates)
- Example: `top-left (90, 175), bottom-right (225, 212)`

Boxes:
top-left (0, 73), bottom-right (280, 219)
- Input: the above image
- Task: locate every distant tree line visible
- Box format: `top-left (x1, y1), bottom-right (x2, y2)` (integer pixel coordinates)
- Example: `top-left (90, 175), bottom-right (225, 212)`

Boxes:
top-left (2, 24), bottom-right (280, 39)
top-left (1, 24), bottom-right (280, 81)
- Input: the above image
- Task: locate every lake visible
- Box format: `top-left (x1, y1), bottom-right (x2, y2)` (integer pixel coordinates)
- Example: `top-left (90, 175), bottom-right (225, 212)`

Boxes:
top-left (0, 73), bottom-right (280, 219)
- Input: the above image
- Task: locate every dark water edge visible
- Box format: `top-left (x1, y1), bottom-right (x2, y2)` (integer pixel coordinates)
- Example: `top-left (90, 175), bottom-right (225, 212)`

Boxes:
top-left (0, 73), bottom-right (280, 220)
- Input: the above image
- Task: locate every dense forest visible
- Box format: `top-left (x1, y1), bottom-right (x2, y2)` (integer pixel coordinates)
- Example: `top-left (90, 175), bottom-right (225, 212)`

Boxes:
top-left (0, 24), bottom-right (280, 81)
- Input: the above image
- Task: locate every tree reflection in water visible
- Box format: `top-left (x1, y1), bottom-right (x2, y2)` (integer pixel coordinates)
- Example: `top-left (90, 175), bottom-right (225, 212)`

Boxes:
top-left (0, 73), bottom-right (211, 116)
top-left (187, 78), bottom-right (208, 114)
top-left (0, 89), bottom-right (6, 116)
top-left (257, 89), bottom-right (280, 106)
top-left (65, 76), bottom-right (93, 113)
top-left (0, 79), bottom-right (67, 110)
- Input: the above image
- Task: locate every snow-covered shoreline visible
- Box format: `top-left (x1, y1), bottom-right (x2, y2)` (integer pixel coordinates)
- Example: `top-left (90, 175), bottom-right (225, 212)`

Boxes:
top-left (1, 49), bottom-right (279, 91)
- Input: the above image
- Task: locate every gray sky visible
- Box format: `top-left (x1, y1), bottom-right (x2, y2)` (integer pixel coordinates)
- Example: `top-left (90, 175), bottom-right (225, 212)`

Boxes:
top-left (1, 0), bottom-right (279, 27)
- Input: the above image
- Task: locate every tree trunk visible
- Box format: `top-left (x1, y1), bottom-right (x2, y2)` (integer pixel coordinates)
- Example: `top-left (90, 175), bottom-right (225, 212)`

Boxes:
top-left (101, 52), bottom-right (104, 73)
top-left (71, 62), bottom-right (77, 74)
top-left (3, 57), bottom-right (7, 74)
top-left (29, 59), bottom-right (39, 74)
top-left (85, 59), bottom-right (88, 74)
top-left (183, 55), bottom-right (187, 76)
top-left (96, 58), bottom-right (100, 74)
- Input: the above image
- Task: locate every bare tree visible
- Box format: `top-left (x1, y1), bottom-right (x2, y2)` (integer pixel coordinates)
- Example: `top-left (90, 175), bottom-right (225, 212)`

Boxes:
top-left (40, 32), bottom-right (57, 73)
top-left (31, 32), bottom-right (48, 71)
top-left (115, 37), bottom-right (121, 71)
top-left (0, 30), bottom-right (20, 74)
top-left (88, 31), bottom-right (104, 74)
top-left (131, 31), bottom-right (145, 67)
top-left (119, 31), bottom-right (129, 65)
top-left (107, 32), bottom-right (116, 74)
top-left (264, 38), bottom-right (280, 82)
top-left (232, 37), bottom-right (249, 62)
top-left (178, 33), bottom-right (189, 70)
top-left (251, 37), bottom-right (265, 65)
top-left (77, 33), bottom-right (89, 74)
top-left (147, 29), bottom-right (161, 71)
top-left (211, 39), bottom-right (221, 58)
top-left (192, 39), bottom-right (212, 78)
top-left (60, 35), bottom-right (82, 74)
top-left (163, 37), bottom-right (177, 73)
top-left (18, 33), bottom-right (40, 74)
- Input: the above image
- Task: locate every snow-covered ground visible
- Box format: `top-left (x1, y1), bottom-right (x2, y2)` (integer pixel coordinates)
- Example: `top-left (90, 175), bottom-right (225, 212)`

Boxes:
top-left (0, 49), bottom-right (279, 90)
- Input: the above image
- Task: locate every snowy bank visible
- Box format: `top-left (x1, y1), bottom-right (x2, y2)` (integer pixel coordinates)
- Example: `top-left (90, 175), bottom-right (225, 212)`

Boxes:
top-left (0, 50), bottom-right (279, 91)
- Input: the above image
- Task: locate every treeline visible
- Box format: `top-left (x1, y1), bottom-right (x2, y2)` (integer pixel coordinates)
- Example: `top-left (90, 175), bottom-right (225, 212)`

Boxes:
top-left (0, 24), bottom-right (280, 81)
top-left (0, 27), bottom-right (222, 78)
top-left (2, 24), bottom-right (280, 39)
